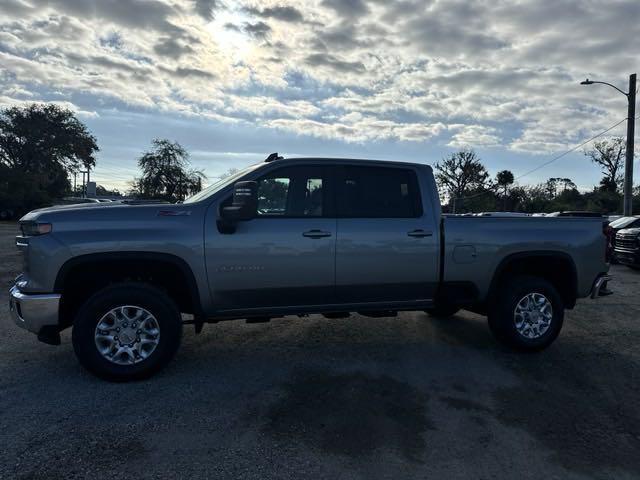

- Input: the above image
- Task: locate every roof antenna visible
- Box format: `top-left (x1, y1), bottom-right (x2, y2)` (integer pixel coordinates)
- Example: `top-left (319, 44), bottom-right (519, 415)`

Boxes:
top-left (265, 152), bottom-right (283, 162)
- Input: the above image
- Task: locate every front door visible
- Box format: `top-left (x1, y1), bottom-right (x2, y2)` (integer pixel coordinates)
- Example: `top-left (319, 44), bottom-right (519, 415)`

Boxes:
top-left (205, 165), bottom-right (336, 313)
top-left (334, 164), bottom-right (439, 305)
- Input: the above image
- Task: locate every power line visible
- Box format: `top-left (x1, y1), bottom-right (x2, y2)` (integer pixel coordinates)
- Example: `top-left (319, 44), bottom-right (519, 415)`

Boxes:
top-left (514, 117), bottom-right (628, 181)
top-left (451, 116), bottom-right (629, 207)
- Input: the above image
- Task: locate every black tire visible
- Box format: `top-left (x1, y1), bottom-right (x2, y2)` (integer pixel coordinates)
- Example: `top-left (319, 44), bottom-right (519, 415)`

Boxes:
top-left (424, 304), bottom-right (460, 318)
top-left (72, 283), bottom-right (182, 381)
top-left (488, 275), bottom-right (564, 351)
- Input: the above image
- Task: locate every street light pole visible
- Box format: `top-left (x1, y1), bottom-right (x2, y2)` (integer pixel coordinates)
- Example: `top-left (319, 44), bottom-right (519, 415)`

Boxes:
top-left (624, 74), bottom-right (636, 215)
top-left (581, 74), bottom-right (636, 215)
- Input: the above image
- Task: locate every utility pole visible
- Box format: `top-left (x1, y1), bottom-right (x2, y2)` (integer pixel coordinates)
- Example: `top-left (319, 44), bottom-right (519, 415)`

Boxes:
top-left (624, 74), bottom-right (636, 215)
top-left (80, 170), bottom-right (88, 197)
top-left (581, 73), bottom-right (636, 215)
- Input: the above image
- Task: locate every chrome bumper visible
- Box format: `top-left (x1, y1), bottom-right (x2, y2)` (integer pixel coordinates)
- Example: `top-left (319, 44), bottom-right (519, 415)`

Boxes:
top-left (9, 286), bottom-right (61, 335)
top-left (590, 275), bottom-right (612, 299)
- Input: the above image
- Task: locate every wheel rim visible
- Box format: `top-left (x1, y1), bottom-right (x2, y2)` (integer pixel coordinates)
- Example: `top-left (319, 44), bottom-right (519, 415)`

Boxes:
top-left (513, 292), bottom-right (553, 339)
top-left (94, 305), bottom-right (160, 365)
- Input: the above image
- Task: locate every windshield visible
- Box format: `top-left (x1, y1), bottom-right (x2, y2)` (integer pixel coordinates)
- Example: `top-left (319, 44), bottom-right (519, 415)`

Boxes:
top-left (610, 216), bottom-right (640, 229)
top-left (183, 163), bottom-right (261, 204)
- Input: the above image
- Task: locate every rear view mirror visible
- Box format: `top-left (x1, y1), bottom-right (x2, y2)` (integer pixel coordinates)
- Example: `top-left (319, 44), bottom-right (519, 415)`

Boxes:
top-left (221, 181), bottom-right (258, 221)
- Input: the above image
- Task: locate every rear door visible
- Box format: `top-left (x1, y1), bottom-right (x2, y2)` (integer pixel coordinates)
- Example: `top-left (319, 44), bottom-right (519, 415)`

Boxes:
top-left (205, 164), bottom-right (336, 312)
top-left (335, 164), bottom-right (439, 305)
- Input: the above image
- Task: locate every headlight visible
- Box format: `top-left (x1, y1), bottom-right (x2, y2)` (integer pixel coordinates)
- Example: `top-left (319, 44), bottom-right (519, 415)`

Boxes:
top-left (19, 222), bottom-right (52, 236)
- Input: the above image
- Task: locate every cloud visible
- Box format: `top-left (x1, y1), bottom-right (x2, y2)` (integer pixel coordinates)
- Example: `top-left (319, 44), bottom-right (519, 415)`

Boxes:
top-left (192, 0), bottom-right (219, 21)
top-left (28, 0), bottom-right (186, 35)
top-left (244, 5), bottom-right (305, 23)
top-left (0, 0), bottom-right (636, 161)
top-left (447, 125), bottom-right (501, 148)
top-left (242, 21), bottom-right (272, 38)
top-left (305, 53), bottom-right (365, 73)
top-left (321, 0), bottom-right (369, 18)
top-left (153, 37), bottom-right (194, 59)
top-left (161, 66), bottom-right (216, 79)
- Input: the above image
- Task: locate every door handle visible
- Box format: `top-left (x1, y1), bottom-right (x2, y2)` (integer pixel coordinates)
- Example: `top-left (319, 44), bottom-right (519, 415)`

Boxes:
top-left (407, 229), bottom-right (433, 238)
top-left (303, 229), bottom-right (332, 239)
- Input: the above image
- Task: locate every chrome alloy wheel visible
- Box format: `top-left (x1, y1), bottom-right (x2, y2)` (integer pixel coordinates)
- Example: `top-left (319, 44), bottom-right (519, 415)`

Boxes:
top-left (513, 293), bottom-right (553, 339)
top-left (94, 306), bottom-right (160, 365)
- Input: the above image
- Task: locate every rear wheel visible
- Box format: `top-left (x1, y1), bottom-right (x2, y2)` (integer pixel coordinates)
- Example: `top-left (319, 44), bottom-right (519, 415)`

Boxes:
top-left (72, 283), bottom-right (182, 381)
top-left (488, 275), bottom-right (564, 351)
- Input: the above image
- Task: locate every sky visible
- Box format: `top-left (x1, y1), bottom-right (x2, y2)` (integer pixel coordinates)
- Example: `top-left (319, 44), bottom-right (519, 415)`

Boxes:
top-left (0, 0), bottom-right (638, 192)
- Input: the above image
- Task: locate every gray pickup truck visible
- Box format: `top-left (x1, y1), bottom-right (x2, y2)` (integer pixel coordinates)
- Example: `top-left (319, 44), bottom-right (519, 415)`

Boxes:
top-left (10, 156), bottom-right (611, 380)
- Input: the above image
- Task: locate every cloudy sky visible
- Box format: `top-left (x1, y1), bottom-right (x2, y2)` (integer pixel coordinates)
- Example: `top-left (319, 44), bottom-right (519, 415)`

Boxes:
top-left (1, 0), bottom-right (638, 191)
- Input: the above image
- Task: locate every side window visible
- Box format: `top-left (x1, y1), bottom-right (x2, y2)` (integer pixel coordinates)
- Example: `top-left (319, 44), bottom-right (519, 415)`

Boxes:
top-left (338, 166), bottom-right (422, 218)
top-left (257, 177), bottom-right (290, 215)
top-left (256, 166), bottom-right (327, 217)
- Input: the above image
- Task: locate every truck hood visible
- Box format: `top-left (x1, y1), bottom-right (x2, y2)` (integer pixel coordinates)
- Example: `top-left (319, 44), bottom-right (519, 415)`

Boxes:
top-left (20, 202), bottom-right (128, 221)
top-left (618, 227), bottom-right (640, 236)
top-left (20, 201), bottom-right (179, 223)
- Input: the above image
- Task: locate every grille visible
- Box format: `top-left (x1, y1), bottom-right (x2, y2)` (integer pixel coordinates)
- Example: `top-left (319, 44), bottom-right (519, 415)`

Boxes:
top-left (615, 233), bottom-right (638, 251)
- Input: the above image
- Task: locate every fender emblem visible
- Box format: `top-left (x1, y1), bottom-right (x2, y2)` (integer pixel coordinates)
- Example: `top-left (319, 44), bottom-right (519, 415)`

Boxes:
top-left (158, 210), bottom-right (192, 216)
top-left (217, 265), bottom-right (265, 272)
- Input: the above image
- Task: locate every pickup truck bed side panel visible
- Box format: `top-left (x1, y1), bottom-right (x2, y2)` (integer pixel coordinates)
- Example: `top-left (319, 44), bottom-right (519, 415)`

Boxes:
top-left (442, 216), bottom-right (608, 300)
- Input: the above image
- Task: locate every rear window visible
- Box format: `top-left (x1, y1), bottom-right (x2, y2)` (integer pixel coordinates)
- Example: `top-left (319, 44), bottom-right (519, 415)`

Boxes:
top-left (337, 166), bottom-right (422, 218)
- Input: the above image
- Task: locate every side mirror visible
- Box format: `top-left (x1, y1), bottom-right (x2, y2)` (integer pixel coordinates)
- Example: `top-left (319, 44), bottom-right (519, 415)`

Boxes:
top-left (221, 181), bottom-right (258, 221)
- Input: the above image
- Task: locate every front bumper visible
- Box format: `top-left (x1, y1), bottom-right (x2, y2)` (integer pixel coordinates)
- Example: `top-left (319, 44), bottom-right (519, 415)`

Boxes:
top-left (9, 285), bottom-right (61, 335)
top-left (614, 248), bottom-right (640, 267)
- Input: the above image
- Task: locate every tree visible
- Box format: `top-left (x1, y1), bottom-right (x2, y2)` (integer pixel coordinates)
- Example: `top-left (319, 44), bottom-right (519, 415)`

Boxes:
top-left (0, 103), bottom-right (99, 212)
top-left (219, 167), bottom-right (239, 179)
top-left (495, 170), bottom-right (514, 211)
top-left (132, 139), bottom-right (205, 202)
top-left (585, 137), bottom-right (625, 192)
top-left (544, 177), bottom-right (577, 197)
top-left (434, 149), bottom-right (490, 211)
top-left (96, 185), bottom-right (122, 197)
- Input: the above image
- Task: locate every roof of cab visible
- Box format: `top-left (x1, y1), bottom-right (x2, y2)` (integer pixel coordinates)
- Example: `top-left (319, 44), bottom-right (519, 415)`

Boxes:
top-left (267, 155), bottom-right (432, 170)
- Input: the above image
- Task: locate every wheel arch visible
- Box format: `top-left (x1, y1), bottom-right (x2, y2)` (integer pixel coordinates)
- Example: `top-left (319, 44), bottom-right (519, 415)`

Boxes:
top-left (487, 251), bottom-right (578, 309)
top-left (55, 252), bottom-right (203, 328)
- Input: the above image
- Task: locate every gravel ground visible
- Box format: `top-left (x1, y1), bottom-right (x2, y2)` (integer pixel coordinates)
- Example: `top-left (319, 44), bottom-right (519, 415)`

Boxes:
top-left (1, 220), bottom-right (639, 479)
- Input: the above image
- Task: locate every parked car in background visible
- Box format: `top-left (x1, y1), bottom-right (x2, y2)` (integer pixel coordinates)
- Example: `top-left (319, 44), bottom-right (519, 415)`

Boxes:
top-left (10, 155), bottom-right (612, 380)
top-left (547, 211), bottom-right (604, 218)
top-left (607, 216), bottom-right (640, 261)
top-left (614, 227), bottom-right (640, 269)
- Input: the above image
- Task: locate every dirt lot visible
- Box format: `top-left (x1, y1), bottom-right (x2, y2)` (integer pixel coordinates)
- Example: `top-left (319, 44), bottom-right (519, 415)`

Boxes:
top-left (1, 221), bottom-right (639, 480)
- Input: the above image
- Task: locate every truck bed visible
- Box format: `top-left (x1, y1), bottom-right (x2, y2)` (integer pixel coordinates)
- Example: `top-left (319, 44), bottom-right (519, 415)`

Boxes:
top-left (442, 216), bottom-right (608, 300)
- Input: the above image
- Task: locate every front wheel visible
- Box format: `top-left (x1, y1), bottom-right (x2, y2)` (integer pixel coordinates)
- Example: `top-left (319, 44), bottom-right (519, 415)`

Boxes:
top-left (72, 283), bottom-right (182, 381)
top-left (488, 275), bottom-right (564, 351)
